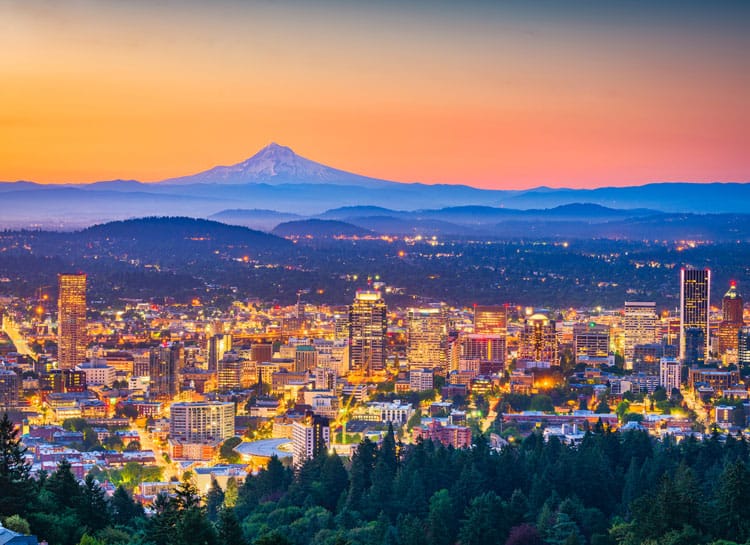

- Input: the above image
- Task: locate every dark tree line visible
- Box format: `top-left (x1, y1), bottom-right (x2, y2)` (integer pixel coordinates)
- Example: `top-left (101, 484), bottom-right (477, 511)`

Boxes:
top-left (3, 412), bottom-right (750, 545)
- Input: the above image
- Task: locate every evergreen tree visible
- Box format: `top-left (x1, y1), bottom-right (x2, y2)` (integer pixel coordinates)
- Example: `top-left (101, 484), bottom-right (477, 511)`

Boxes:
top-left (0, 413), bottom-right (34, 517)
top-left (45, 459), bottom-right (83, 509)
top-left (346, 438), bottom-right (378, 512)
top-left (144, 491), bottom-right (179, 545)
top-left (319, 452), bottom-right (349, 511)
top-left (255, 530), bottom-right (293, 545)
top-left (205, 477), bottom-right (225, 522)
top-left (174, 475), bottom-right (201, 511)
top-left (217, 507), bottom-right (245, 545)
top-left (459, 491), bottom-right (506, 545)
top-left (544, 512), bottom-right (584, 545)
top-left (175, 506), bottom-right (217, 545)
top-left (110, 484), bottom-right (144, 527)
top-left (224, 476), bottom-right (239, 508)
top-left (426, 489), bottom-right (455, 545)
top-left (397, 513), bottom-right (427, 545)
top-left (715, 460), bottom-right (750, 542)
top-left (78, 474), bottom-right (110, 533)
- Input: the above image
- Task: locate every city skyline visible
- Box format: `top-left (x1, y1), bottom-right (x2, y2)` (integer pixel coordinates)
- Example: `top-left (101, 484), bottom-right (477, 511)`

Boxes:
top-left (2, 3), bottom-right (750, 544)
top-left (2, 1), bottom-right (749, 188)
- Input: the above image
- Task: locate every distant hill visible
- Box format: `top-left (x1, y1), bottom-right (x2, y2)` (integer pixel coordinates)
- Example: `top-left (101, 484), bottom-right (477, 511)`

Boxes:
top-left (500, 182), bottom-right (750, 213)
top-left (208, 209), bottom-right (302, 231)
top-left (341, 216), bottom-right (478, 237)
top-left (272, 219), bottom-right (375, 238)
top-left (81, 216), bottom-right (289, 250)
top-left (316, 206), bottom-right (408, 220)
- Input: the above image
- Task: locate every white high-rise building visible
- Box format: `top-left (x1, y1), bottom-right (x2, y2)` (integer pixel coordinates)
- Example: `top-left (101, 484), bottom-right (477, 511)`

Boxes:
top-left (75, 362), bottom-right (116, 387)
top-left (624, 302), bottom-right (657, 369)
top-left (170, 402), bottom-right (234, 443)
top-left (659, 357), bottom-right (681, 394)
top-left (292, 413), bottom-right (330, 469)
top-left (409, 368), bottom-right (434, 392)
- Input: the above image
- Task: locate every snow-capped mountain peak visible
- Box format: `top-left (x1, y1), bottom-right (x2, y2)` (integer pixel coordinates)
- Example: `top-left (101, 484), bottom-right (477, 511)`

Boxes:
top-left (160, 143), bottom-right (391, 187)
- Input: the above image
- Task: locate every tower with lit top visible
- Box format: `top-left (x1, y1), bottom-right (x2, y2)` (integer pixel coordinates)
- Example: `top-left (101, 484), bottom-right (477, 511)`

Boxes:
top-left (57, 273), bottom-right (87, 370)
top-left (679, 268), bottom-right (710, 362)
top-left (349, 290), bottom-right (387, 375)
top-left (717, 281), bottom-right (744, 357)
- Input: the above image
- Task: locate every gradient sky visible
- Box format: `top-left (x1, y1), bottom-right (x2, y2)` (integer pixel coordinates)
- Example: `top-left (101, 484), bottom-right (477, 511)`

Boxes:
top-left (1, 0), bottom-right (748, 188)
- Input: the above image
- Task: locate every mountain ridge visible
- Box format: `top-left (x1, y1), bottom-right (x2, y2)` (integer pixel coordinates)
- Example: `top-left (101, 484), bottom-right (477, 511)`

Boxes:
top-left (1, 144), bottom-right (749, 227)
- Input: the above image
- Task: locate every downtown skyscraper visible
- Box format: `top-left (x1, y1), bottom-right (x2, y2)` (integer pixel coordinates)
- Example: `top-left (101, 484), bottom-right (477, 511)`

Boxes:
top-left (680, 267), bottom-right (710, 362)
top-left (407, 304), bottom-right (447, 371)
top-left (623, 301), bottom-right (658, 369)
top-left (349, 290), bottom-right (387, 375)
top-left (57, 273), bottom-right (87, 370)
top-left (717, 281), bottom-right (744, 357)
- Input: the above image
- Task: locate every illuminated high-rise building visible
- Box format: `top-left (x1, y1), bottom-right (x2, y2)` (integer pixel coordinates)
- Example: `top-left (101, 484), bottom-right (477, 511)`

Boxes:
top-left (57, 273), bottom-right (87, 370)
top-left (461, 334), bottom-right (506, 364)
top-left (0, 368), bottom-right (20, 408)
top-left (217, 351), bottom-right (242, 390)
top-left (149, 343), bottom-right (184, 398)
top-left (573, 322), bottom-right (610, 363)
top-left (473, 305), bottom-right (507, 335)
top-left (738, 326), bottom-right (750, 366)
top-left (207, 333), bottom-right (232, 372)
top-left (292, 412), bottom-right (330, 469)
top-left (722, 281), bottom-right (744, 323)
top-left (659, 357), bottom-right (682, 394)
top-left (717, 281), bottom-right (744, 356)
top-left (680, 268), bottom-right (710, 361)
top-left (519, 313), bottom-right (558, 365)
top-left (623, 302), bottom-right (657, 369)
top-left (333, 306), bottom-right (350, 340)
top-left (170, 401), bottom-right (234, 442)
top-left (349, 290), bottom-right (387, 374)
top-left (407, 305), bottom-right (447, 370)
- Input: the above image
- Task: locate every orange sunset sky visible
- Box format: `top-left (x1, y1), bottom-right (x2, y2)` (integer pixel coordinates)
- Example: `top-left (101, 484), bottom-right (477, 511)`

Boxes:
top-left (1, 0), bottom-right (748, 188)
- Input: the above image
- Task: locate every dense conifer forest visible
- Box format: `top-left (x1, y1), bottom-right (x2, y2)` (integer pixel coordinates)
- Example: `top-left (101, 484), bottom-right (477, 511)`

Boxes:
top-left (2, 414), bottom-right (750, 545)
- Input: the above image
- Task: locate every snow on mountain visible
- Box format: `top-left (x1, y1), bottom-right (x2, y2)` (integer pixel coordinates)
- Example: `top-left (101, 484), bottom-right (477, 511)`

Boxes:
top-left (160, 143), bottom-right (397, 188)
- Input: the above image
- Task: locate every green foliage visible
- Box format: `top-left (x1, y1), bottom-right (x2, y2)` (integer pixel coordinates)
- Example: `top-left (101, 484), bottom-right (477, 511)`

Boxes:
top-left (9, 412), bottom-right (750, 545)
top-left (217, 507), bottom-right (245, 545)
top-left (175, 506), bottom-right (217, 545)
top-left (2, 514), bottom-right (31, 534)
top-left (79, 474), bottom-right (110, 533)
top-left (715, 461), bottom-right (750, 542)
top-left (97, 461), bottom-right (163, 491)
top-left (406, 408), bottom-right (422, 431)
top-left (110, 485), bottom-right (143, 527)
top-left (45, 459), bottom-right (82, 509)
top-left (459, 491), bottom-right (507, 545)
top-left (220, 436), bottom-right (242, 463)
top-left (427, 489), bottom-right (456, 545)
top-left (529, 395), bottom-right (554, 413)
top-left (595, 398), bottom-right (611, 414)
top-left (78, 535), bottom-right (105, 545)
top-left (92, 527), bottom-right (133, 545)
top-left (224, 476), bottom-right (239, 508)
top-left (205, 477), bottom-right (225, 522)
top-left (0, 413), bottom-right (35, 518)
